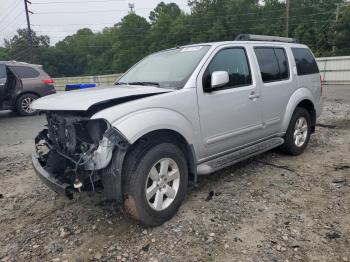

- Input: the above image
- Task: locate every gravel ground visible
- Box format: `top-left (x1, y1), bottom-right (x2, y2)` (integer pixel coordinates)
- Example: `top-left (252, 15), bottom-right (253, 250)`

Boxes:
top-left (0, 86), bottom-right (349, 262)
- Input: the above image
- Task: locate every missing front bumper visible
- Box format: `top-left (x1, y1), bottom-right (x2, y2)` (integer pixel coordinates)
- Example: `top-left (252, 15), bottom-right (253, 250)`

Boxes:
top-left (32, 153), bottom-right (74, 199)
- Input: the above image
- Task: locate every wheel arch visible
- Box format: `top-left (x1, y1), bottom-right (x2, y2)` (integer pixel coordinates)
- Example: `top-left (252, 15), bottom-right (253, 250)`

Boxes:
top-left (126, 129), bottom-right (197, 184)
top-left (15, 91), bottom-right (41, 103)
top-left (296, 99), bottom-right (316, 132)
top-left (282, 88), bottom-right (316, 133)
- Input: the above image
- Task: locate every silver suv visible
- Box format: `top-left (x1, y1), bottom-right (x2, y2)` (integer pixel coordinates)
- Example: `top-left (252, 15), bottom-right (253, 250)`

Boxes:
top-left (31, 35), bottom-right (323, 226)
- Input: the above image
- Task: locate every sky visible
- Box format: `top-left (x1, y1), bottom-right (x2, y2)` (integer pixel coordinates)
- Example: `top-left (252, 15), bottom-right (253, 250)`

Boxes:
top-left (0, 0), bottom-right (190, 46)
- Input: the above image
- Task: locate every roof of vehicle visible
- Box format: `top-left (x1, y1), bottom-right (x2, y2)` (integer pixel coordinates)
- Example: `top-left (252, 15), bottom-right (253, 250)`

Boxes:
top-left (0, 60), bottom-right (42, 67)
top-left (186, 34), bottom-right (309, 49)
top-left (181, 41), bottom-right (308, 49)
top-left (156, 40), bottom-right (309, 55)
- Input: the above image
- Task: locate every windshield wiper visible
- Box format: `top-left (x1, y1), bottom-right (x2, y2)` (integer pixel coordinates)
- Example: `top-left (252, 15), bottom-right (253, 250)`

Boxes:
top-left (115, 82), bottom-right (127, 85)
top-left (127, 81), bottom-right (160, 87)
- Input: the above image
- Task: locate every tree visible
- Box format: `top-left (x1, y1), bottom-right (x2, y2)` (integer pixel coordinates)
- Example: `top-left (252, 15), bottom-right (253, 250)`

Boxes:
top-left (148, 2), bottom-right (185, 52)
top-left (4, 28), bottom-right (49, 63)
top-left (1, 0), bottom-right (350, 77)
top-left (334, 6), bottom-right (350, 56)
top-left (0, 47), bottom-right (9, 60)
top-left (111, 13), bottom-right (151, 73)
top-left (149, 2), bottom-right (181, 24)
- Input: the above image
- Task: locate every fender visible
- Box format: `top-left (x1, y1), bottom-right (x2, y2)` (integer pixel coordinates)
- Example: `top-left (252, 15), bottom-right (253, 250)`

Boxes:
top-left (281, 88), bottom-right (315, 132)
top-left (110, 108), bottom-right (197, 146)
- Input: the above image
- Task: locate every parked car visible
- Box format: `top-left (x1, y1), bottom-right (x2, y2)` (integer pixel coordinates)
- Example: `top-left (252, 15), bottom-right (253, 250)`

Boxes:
top-left (31, 34), bottom-right (323, 226)
top-left (0, 61), bottom-right (55, 116)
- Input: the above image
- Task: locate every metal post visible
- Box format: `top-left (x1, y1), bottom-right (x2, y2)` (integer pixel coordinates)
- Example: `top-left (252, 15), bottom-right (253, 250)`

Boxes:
top-left (286, 0), bottom-right (290, 37)
top-left (24, 0), bottom-right (33, 63)
top-left (333, 3), bottom-right (340, 54)
top-left (336, 3), bottom-right (340, 22)
top-left (128, 2), bottom-right (135, 14)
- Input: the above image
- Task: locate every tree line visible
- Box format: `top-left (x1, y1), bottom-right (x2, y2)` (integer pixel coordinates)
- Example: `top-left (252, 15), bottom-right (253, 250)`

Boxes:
top-left (0, 0), bottom-right (349, 77)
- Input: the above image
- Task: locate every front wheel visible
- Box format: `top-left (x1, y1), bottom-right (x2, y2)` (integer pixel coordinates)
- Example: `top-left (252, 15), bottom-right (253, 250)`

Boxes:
top-left (122, 142), bottom-right (188, 226)
top-left (16, 93), bottom-right (38, 116)
top-left (281, 107), bottom-right (311, 155)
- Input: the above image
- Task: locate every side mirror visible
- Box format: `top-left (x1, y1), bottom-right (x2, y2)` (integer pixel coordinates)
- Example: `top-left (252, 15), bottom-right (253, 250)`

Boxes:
top-left (211, 71), bottom-right (229, 89)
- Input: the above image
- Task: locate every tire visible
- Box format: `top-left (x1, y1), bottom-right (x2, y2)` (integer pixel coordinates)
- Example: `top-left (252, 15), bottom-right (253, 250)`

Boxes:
top-left (122, 142), bottom-right (188, 226)
top-left (16, 93), bottom-right (38, 116)
top-left (280, 107), bottom-right (311, 155)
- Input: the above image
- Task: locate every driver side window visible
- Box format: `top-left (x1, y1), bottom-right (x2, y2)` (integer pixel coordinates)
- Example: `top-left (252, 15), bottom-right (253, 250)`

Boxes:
top-left (203, 47), bottom-right (252, 91)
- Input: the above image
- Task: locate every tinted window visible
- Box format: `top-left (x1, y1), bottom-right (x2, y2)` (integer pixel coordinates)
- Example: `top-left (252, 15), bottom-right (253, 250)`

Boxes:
top-left (0, 64), bottom-right (6, 79)
top-left (10, 66), bottom-right (40, 78)
top-left (254, 47), bottom-right (289, 82)
top-left (203, 48), bottom-right (252, 90)
top-left (292, 48), bottom-right (319, 75)
top-left (275, 48), bottom-right (289, 79)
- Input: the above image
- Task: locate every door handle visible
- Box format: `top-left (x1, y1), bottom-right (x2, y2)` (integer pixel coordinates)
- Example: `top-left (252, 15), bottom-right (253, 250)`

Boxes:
top-left (248, 92), bottom-right (260, 100)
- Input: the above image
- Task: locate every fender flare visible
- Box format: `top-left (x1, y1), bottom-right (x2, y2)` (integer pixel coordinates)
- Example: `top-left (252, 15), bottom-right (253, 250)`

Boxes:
top-left (281, 88), bottom-right (315, 132)
top-left (111, 108), bottom-right (199, 184)
top-left (111, 108), bottom-right (197, 146)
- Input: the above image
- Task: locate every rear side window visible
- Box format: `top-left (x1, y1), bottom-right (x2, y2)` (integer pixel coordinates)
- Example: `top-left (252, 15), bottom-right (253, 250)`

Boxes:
top-left (275, 48), bottom-right (289, 79)
top-left (10, 66), bottom-right (40, 78)
top-left (291, 48), bottom-right (319, 75)
top-left (0, 64), bottom-right (6, 79)
top-left (254, 47), bottom-right (289, 83)
top-left (203, 47), bottom-right (252, 90)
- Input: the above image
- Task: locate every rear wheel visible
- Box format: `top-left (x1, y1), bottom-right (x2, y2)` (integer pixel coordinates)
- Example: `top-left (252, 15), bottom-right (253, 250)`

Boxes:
top-left (16, 93), bottom-right (38, 116)
top-left (122, 142), bottom-right (188, 226)
top-left (281, 107), bottom-right (311, 155)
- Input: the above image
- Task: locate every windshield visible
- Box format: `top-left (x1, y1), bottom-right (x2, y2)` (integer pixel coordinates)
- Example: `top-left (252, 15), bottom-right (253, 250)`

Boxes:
top-left (117, 45), bottom-right (210, 89)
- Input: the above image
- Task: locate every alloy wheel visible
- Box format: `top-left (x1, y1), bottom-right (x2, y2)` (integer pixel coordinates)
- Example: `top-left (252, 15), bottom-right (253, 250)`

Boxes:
top-left (145, 158), bottom-right (180, 211)
top-left (293, 116), bottom-right (308, 147)
top-left (21, 97), bottom-right (36, 114)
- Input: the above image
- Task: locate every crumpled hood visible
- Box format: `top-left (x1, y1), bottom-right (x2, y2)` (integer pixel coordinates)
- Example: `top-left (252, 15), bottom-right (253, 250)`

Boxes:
top-left (31, 85), bottom-right (173, 111)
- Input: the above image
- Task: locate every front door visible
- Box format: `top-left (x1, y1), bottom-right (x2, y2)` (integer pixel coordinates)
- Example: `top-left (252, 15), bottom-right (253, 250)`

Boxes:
top-left (196, 45), bottom-right (262, 159)
top-left (0, 64), bottom-right (7, 109)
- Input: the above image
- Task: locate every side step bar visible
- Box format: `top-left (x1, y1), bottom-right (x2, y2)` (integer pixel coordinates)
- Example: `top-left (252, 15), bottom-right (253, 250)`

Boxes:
top-left (197, 137), bottom-right (284, 175)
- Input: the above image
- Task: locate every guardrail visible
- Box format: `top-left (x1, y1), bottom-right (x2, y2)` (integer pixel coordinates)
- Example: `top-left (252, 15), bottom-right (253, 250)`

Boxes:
top-left (316, 56), bottom-right (350, 85)
top-left (53, 74), bottom-right (123, 91)
top-left (52, 56), bottom-right (350, 90)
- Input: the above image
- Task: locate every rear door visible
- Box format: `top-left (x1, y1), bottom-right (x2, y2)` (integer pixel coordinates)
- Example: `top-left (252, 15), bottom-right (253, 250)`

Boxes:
top-left (0, 64), bottom-right (7, 109)
top-left (9, 65), bottom-right (41, 93)
top-left (253, 45), bottom-right (297, 137)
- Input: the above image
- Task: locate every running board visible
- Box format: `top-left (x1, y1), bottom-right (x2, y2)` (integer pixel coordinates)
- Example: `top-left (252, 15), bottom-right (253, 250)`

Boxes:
top-left (197, 137), bottom-right (284, 175)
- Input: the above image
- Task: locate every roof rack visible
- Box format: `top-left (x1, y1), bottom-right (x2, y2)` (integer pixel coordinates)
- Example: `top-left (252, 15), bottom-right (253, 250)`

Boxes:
top-left (235, 34), bottom-right (298, 43)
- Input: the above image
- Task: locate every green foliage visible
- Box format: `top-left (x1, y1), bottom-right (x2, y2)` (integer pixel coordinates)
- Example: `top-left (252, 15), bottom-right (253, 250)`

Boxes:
top-left (333, 6), bottom-right (350, 56)
top-left (1, 0), bottom-right (349, 77)
top-left (0, 47), bottom-right (9, 60)
top-left (4, 28), bottom-right (49, 63)
top-left (112, 14), bottom-right (151, 73)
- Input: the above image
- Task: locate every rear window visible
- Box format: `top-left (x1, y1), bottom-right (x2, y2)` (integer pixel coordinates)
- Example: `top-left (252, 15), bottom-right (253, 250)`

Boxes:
top-left (291, 48), bottom-right (319, 75)
top-left (10, 66), bottom-right (40, 78)
top-left (254, 47), bottom-right (289, 83)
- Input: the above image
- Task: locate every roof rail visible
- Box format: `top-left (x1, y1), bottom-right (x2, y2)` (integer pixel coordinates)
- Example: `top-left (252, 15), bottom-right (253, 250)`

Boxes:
top-left (235, 34), bottom-right (298, 43)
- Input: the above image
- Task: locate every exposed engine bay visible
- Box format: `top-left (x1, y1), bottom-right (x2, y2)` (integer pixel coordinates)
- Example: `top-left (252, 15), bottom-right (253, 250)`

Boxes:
top-left (34, 111), bottom-right (129, 200)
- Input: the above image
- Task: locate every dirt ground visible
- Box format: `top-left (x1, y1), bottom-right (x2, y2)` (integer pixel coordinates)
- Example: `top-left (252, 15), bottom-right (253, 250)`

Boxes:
top-left (0, 86), bottom-right (349, 262)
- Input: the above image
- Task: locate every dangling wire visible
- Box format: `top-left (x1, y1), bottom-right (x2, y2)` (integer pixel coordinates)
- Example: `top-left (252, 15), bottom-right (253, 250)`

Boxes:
top-left (89, 164), bottom-right (96, 192)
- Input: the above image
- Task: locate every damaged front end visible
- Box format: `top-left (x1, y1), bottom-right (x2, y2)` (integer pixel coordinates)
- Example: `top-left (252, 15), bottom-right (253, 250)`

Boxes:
top-left (32, 112), bottom-right (129, 200)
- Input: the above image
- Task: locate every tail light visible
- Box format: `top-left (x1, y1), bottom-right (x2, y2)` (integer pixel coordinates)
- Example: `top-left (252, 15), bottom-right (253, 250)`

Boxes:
top-left (42, 79), bottom-right (54, 85)
top-left (320, 75), bottom-right (323, 96)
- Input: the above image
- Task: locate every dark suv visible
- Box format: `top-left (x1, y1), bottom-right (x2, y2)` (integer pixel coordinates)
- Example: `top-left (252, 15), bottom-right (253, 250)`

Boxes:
top-left (0, 61), bottom-right (56, 116)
